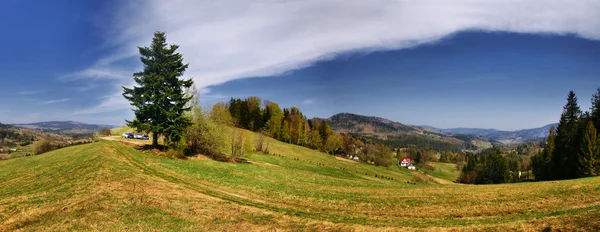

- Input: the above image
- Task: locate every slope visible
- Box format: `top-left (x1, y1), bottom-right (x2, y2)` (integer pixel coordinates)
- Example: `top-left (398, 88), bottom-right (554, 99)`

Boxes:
top-left (1, 138), bottom-right (599, 231)
top-left (325, 113), bottom-right (465, 151)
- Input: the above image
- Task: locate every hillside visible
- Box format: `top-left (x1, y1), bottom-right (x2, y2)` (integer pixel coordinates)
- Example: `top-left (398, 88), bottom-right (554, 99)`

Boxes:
top-left (1, 135), bottom-right (599, 231)
top-left (325, 113), bottom-right (467, 151)
top-left (326, 113), bottom-right (428, 135)
top-left (13, 121), bottom-right (118, 135)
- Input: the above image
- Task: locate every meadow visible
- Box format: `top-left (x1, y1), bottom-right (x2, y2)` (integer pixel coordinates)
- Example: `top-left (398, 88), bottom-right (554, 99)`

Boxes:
top-left (0, 134), bottom-right (599, 231)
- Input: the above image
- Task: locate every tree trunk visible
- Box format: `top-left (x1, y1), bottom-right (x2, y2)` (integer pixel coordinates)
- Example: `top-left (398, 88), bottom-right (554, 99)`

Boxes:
top-left (153, 132), bottom-right (159, 147)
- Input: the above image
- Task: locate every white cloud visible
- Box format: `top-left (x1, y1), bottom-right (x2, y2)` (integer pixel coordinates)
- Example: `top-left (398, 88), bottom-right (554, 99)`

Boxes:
top-left (71, 0), bottom-right (600, 114)
top-left (42, 98), bottom-right (70, 104)
top-left (60, 67), bottom-right (132, 80)
top-left (301, 99), bottom-right (315, 105)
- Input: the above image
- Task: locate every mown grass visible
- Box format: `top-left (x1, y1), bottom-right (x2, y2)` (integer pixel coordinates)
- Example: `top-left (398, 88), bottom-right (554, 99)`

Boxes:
top-left (1, 138), bottom-right (599, 231)
top-left (429, 162), bottom-right (461, 182)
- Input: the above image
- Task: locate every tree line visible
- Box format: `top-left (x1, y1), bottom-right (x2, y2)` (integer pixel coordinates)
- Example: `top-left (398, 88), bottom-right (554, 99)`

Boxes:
top-left (531, 89), bottom-right (600, 180)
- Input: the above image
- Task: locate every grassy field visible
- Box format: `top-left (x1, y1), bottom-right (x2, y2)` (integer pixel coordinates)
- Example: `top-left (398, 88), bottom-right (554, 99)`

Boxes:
top-left (428, 162), bottom-right (461, 182)
top-left (1, 136), bottom-right (599, 231)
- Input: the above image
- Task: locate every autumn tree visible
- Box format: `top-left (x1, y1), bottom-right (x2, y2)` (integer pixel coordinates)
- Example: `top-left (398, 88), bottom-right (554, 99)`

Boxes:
top-left (123, 31), bottom-right (193, 147)
top-left (211, 102), bottom-right (233, 126)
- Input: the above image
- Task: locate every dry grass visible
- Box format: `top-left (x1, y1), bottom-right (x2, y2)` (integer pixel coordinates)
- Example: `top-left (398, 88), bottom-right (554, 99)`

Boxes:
top-left (0, 138), bottom-right (599, 231)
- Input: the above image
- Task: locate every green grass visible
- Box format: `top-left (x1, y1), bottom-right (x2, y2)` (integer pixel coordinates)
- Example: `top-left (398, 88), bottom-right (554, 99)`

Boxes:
top-left (1, 136), bottom-right (599, 231)
top-left (429, 162), bottom-right (461, 182)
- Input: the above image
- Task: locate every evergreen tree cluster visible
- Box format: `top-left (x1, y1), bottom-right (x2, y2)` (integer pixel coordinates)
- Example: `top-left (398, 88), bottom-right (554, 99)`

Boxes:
top-left (459, 148), bottom-right (510, 184)
top-left (532, 89), bottom-right (600, 180)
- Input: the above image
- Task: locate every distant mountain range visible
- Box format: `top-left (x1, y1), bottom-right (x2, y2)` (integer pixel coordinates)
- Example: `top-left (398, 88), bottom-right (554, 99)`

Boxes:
top-left (324, 113), bottom-right (472, 151)
top-left (12, 121), bottom-right (118, 134)
top-left (325, 112), bottom-right (554, 146)
top-left (422, 123), bottom-right (558, 144)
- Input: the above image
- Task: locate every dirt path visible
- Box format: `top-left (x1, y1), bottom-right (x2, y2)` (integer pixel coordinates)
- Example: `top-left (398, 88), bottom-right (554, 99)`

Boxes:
top-left (99, 136), bottom-right (150, 146)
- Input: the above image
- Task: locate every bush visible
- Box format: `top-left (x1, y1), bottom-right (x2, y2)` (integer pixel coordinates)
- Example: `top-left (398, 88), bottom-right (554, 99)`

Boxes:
top-left (165, 149), bottom-right (186, 159)
top-left (98, 127), bottom-right (112, 136)
top-left (187, 106), bottom-right (231, 159)
top-left (32, 139), bottom-right (56, 155)
top-left (255, 131), bottom-right (265, 153)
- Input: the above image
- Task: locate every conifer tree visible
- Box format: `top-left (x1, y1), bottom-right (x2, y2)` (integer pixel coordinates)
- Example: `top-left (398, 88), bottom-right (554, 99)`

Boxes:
top-left (123, 31), bottom-right (193, 147)
top-left (551, 91), bottom-right (581, 179)
top-left (591, 88), bottom-right (600, 132)
top-left (578, 120), bottom-right (599, 176)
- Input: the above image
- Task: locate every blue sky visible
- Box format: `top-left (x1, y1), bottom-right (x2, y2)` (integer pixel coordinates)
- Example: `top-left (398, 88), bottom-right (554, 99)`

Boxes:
top-left (0, 1), bottom-right (599, 130)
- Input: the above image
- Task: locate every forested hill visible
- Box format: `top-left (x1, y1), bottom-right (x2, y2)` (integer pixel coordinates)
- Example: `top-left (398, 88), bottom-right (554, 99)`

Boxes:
top-left (325, 113), bottom-right (437, 136)
top-left (324, 113), bottom-right (467, 152)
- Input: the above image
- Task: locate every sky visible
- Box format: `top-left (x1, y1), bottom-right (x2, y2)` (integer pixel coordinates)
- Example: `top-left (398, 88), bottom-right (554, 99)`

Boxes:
top-left (0, 0), bottom-right (599, 130)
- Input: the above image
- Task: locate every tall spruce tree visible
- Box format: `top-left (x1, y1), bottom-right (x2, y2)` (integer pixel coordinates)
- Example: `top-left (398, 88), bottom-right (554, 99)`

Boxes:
top-left (532, 127), bottom-right (556, 180)
top-left (551, 91), bottom-right (581, 179)
top-left (592, 88), bottom-right (600, 133)
top-left (123, 31), bottom-right (193, 147)
top-left (578, 120), bottom-right (599, 176)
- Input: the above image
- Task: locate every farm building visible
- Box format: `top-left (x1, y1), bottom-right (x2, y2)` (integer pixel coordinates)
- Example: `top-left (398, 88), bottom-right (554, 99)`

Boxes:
top-left (399, 157), bottom-right (411, 167)
top-left (407, 164), bottom-right (416, 170)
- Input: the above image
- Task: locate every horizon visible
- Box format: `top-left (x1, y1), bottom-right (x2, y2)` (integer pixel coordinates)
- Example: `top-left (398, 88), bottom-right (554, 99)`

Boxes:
top-left (4, 112), bottom-right (559, 132)
top-left (1, 1), bottom-right (600, 130)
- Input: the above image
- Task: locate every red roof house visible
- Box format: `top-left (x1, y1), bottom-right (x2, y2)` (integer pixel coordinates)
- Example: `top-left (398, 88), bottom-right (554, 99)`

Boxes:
top-left (399, 158), bottom-right (411, 167)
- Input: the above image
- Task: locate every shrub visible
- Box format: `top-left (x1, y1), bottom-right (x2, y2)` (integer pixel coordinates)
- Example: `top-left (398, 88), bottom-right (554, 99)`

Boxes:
top-left (255, 131), bottom-right (265, 153)
top-left (32, 139), bottom-right (56, 155)
top-left (165, 149), bottom-right (186, 159)
top-left (187, 106), bottom-right (231, 159)
top-left (98, 127), bottom-right (112, 136)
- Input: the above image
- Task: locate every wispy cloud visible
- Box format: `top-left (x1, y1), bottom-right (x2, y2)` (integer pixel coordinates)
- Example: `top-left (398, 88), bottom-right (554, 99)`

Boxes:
top-left (69, 0), bottom-right (600, 115)
top-left (301, 99), bottom-right (315, 105)
top-left (18, 90), bottom-right (44, 95)
top-left (42, 98), bottom-right (70, 104)
top-left (73, 89), bottom-right (130, 115)
top-left (60, 67), bottom-right (132, 80)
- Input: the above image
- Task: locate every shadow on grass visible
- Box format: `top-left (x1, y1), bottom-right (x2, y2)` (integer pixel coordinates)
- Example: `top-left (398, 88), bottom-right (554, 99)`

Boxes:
top-left (136, 144), bottom-right (167, 152)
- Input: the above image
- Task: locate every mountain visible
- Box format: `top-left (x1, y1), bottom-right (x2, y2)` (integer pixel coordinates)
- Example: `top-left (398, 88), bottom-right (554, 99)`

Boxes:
top-left (324, 113), bottom-right (468, 151)
top-left (431, 123), bottom-right (558, 144)
top-left (325, 113), bottom-right (437, 136)
top-left (12, 121), bottom-right (118, 134)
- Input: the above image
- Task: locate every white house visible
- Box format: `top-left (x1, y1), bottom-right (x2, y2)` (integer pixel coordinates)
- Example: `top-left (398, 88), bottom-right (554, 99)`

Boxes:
top-left (407, 164), bottom-right (416, 170)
